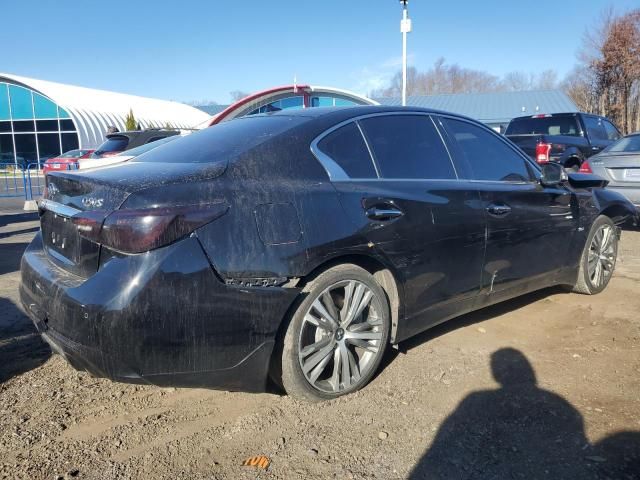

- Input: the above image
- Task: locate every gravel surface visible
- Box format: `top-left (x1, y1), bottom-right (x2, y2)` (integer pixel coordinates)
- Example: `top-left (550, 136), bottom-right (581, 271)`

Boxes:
top-left (1, 213), bottom-right (639, 480)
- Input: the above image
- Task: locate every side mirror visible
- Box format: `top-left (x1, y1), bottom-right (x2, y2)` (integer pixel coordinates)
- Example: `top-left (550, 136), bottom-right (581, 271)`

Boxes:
top-left (540, 162), bottom-right (568, 187)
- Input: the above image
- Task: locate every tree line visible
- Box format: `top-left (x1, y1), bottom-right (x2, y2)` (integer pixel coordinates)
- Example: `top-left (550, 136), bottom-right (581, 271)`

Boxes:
top-left (372, 8), bottom-right (640, 135)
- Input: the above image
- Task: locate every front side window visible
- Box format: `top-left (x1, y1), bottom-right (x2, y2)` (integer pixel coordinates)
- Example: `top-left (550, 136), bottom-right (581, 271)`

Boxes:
top-left (442, 118), bottom-right (532, 182)
top-left (583, 117), bottom-right (608, 141)
top-left (316, 122), bottom-right (377, 178)
top-left (359, 115), bottom-right (456, 179)
top-left (603, 120), bottom-right (621, 141)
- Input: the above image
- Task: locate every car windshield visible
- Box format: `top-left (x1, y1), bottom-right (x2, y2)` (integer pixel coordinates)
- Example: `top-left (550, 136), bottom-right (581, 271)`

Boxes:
top-left (135, 115), bottom-right (308, 163)
top-left (57, 149), bottom-right (87, 159)
top-left (505, 116), bottom-right (582, 137)
top-left (604, 134), bottom-right (640, 153)
top-left (116, 135), bottom-right (179, 157)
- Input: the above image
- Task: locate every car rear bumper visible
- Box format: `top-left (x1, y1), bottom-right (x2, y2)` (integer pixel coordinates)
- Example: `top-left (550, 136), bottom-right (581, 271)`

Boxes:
top-left (20, 233), bottom-right (300, 392)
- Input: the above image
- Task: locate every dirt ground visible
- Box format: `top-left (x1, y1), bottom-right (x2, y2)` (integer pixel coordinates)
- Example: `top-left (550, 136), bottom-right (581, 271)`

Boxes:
top-left (1, 211), bottom-right (639, 480)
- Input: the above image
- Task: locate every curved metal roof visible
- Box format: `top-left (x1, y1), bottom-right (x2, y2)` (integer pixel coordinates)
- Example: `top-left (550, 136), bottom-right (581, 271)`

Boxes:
top-left (0, 73), bottom-right (210, 148)
top-left (208, 85), bottom-right (378, 126)
top-left (374, 90), bottom-right (578, 124)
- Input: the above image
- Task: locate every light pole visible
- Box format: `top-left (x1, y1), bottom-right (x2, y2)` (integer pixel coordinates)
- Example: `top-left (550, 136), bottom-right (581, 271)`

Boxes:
top-left (399, 0), bottom-right (411, 106)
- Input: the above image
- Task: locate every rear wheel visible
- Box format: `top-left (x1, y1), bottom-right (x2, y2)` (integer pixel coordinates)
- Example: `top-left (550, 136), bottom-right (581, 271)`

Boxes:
top-left (573, 216), bottom-right (618, 294)
top-left (280, 264), bottom-right (390, 402)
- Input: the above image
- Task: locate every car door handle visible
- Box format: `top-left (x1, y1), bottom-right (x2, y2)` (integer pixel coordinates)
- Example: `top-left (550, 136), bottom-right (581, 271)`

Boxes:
top-left (486, 204), bottom-right (511, 216)
top-left (365, 207), bottom-right (404, 221)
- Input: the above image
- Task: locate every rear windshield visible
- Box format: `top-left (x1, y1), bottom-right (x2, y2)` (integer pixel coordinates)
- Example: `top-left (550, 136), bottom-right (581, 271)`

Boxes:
top-left (117, 135), bottom-right (178, 157)
top-left (604, 134), bottom-right (640, 153)
top-left (94, 136), bottom-right (129, 155)
top-left (135, 115), bottom-right (308, 163)
top-left (505, 116), bottom-right (581, 137)
top-left (58, 149), bottom-right (88, 159)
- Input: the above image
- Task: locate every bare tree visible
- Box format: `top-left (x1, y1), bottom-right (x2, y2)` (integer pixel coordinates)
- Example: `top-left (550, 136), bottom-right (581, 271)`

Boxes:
top-left (568, 8), bottom-right (640, 133)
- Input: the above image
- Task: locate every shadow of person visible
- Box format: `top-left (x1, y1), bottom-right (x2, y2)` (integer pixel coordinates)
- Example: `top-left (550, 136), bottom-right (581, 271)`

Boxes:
top-left (0, 296), bottom-right (51, 383)
top-left (409, 348), bottom-right (640, 479)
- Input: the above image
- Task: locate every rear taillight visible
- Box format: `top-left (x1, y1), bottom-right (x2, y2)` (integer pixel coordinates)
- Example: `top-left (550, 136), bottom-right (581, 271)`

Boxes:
top-left (535, 142), bottom-right (552, 164)
top-left (579, 161), bottom-right (593, 174)
top-left (71, 203), bottom-right (228, 254)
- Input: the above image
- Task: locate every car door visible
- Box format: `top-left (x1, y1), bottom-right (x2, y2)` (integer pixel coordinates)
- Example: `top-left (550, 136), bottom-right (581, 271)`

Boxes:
top-left (314, 114), bottom-right (486, 341)
top-left (438, 115), bottom-right (578, 299)
top-left (582, 115), bottom-right (611, 156)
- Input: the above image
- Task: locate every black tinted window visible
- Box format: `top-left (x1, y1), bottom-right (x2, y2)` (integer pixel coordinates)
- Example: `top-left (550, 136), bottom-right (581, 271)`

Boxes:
top-left (443, 118), bottom-right (532, 182)
top-left (583, 117), bottom-right (608, 141)
top-left (359, 115), bottom-right (455, 179)
top-left (137, 115), bottom-right (307, 164)
top-left (317, 122), bottom-right (376, 178)
top-left (603, 120), bottom-right (620, 141)
top-left (505, 116), bottom-right (580, 137)
top-left (95, 136), bottom-right (129, 155)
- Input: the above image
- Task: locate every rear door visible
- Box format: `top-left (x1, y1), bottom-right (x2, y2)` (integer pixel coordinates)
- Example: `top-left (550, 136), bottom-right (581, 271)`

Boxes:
top-left (438, 116), bottom-right (578, 297)
top-left (315, 113), bottom-right (486, 340)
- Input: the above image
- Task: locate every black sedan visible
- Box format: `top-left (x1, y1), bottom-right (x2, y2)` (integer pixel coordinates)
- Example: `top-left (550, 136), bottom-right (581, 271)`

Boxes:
top-left (20, 106), bottom-right (636, 401)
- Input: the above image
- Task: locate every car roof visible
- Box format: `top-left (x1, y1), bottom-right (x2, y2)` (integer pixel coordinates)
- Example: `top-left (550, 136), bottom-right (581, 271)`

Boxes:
top-left (241, 105), bottom-right (478, 126)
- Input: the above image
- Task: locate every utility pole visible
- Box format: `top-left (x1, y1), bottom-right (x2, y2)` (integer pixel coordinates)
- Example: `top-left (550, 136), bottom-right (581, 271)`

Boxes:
top-left (399, 0), bottom-right (411, 106)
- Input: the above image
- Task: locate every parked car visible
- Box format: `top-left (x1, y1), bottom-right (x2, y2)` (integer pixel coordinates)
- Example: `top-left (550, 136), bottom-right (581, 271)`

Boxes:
top-left (42, 149), bottom-right (95, 175)
top-left (21, 107), bottom-right (636, 402)
top-left (79, 135), bottom-right (180, 170)
top-left (505, 113), bottom-right (621, 170)
top-left (91, 129), bottom-right (180, 159)
top-left (581, 132), bottom-right (640, 217)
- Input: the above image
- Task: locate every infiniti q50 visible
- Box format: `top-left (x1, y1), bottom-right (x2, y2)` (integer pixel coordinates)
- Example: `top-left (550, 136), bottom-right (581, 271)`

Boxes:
top-left (20, 106), bottom-right (636, 401)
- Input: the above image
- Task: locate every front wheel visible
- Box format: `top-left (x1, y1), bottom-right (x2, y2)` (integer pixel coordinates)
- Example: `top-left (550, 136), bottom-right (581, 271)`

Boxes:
top-left (280, 264), bottom-right (390, 402)
top-left (573, 216), bottom-right (618, 294)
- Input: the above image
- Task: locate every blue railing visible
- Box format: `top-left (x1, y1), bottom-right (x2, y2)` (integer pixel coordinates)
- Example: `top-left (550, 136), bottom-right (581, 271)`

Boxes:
top-left (0, 162), bottom-right (77, 200)
top-left (0, 162), bottom-right (29, 198)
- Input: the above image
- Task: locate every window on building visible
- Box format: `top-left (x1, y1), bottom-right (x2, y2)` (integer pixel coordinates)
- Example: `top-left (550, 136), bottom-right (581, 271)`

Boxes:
top-left (442, 118), bottom-right (532, 182)
top-left (37, 133), bottom-right (61, 161)
top-left (317, 122), bottom-right (377, 178)
top-left (14, 133), bottom-right (38, 165)
top-left (359, 115), bottom-right (456, 180)
top-left (0, 82), bottom-right (81, 165)
top-left (0, 135), bottom-right (14, 162)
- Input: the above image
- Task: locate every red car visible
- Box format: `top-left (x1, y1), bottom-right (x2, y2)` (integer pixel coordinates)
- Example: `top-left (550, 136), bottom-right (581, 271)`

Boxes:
top-left (43, 149), bottom-right (95, 174)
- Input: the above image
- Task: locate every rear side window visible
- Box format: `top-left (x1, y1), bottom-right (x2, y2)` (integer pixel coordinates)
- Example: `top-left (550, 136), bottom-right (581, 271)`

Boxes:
top-left (505, 116), bottom-right (580, 137)
top-left (136, 115), bottom-right (307, 163)
top-left (359, 115), bottom-right (456, 179)
top-left (316, 122), bottom-right (377, 178)
top-left (442, 118), bottom-right (532, 182)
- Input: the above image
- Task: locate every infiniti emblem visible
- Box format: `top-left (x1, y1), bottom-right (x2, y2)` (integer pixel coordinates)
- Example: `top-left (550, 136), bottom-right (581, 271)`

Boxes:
top-left (82, 196), bottom-right (104, 209)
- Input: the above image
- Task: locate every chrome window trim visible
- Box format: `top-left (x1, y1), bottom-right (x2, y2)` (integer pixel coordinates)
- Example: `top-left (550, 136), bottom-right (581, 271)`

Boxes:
top-left (310, 111), bottom-right (461, 183)
top-left (38, 198), bottom-right (81, 217)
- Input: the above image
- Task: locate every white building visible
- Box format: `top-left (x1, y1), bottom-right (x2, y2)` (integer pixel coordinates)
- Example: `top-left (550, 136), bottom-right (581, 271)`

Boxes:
top-left (0, 73), bottom-right (210, 165)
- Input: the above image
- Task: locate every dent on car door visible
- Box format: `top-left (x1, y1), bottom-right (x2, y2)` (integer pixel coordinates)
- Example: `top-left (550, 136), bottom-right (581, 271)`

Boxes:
top-left (438, 116), bottom-right (578, 297)
top-left (314, 114), bottom-right (485, 342)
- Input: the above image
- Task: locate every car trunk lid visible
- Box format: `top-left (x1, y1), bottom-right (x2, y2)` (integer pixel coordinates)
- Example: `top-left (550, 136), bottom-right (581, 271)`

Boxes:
top-left (39, 161), bottom-right (227, 276)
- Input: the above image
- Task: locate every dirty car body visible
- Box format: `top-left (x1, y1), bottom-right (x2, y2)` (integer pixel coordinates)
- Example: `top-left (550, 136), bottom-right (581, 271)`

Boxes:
top-left (20, 106), bottom-right (637, 394)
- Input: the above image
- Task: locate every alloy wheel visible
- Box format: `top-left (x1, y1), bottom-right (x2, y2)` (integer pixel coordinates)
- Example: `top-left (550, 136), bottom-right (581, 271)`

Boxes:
top-left (587, 224), bottom-right (616, 288)
top-left (297, 280), bottom-right (384, 393)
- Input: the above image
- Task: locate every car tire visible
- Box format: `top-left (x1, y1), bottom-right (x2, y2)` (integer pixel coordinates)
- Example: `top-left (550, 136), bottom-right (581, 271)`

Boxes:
top-left (573, 215), bottom-right (618, 295)
top-left (280, 264), bottom-right (390, 402)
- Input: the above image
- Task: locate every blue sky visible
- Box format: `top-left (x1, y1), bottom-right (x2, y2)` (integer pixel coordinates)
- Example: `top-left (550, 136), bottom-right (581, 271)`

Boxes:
top-left (1, 0), bottom-right (637, 104)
